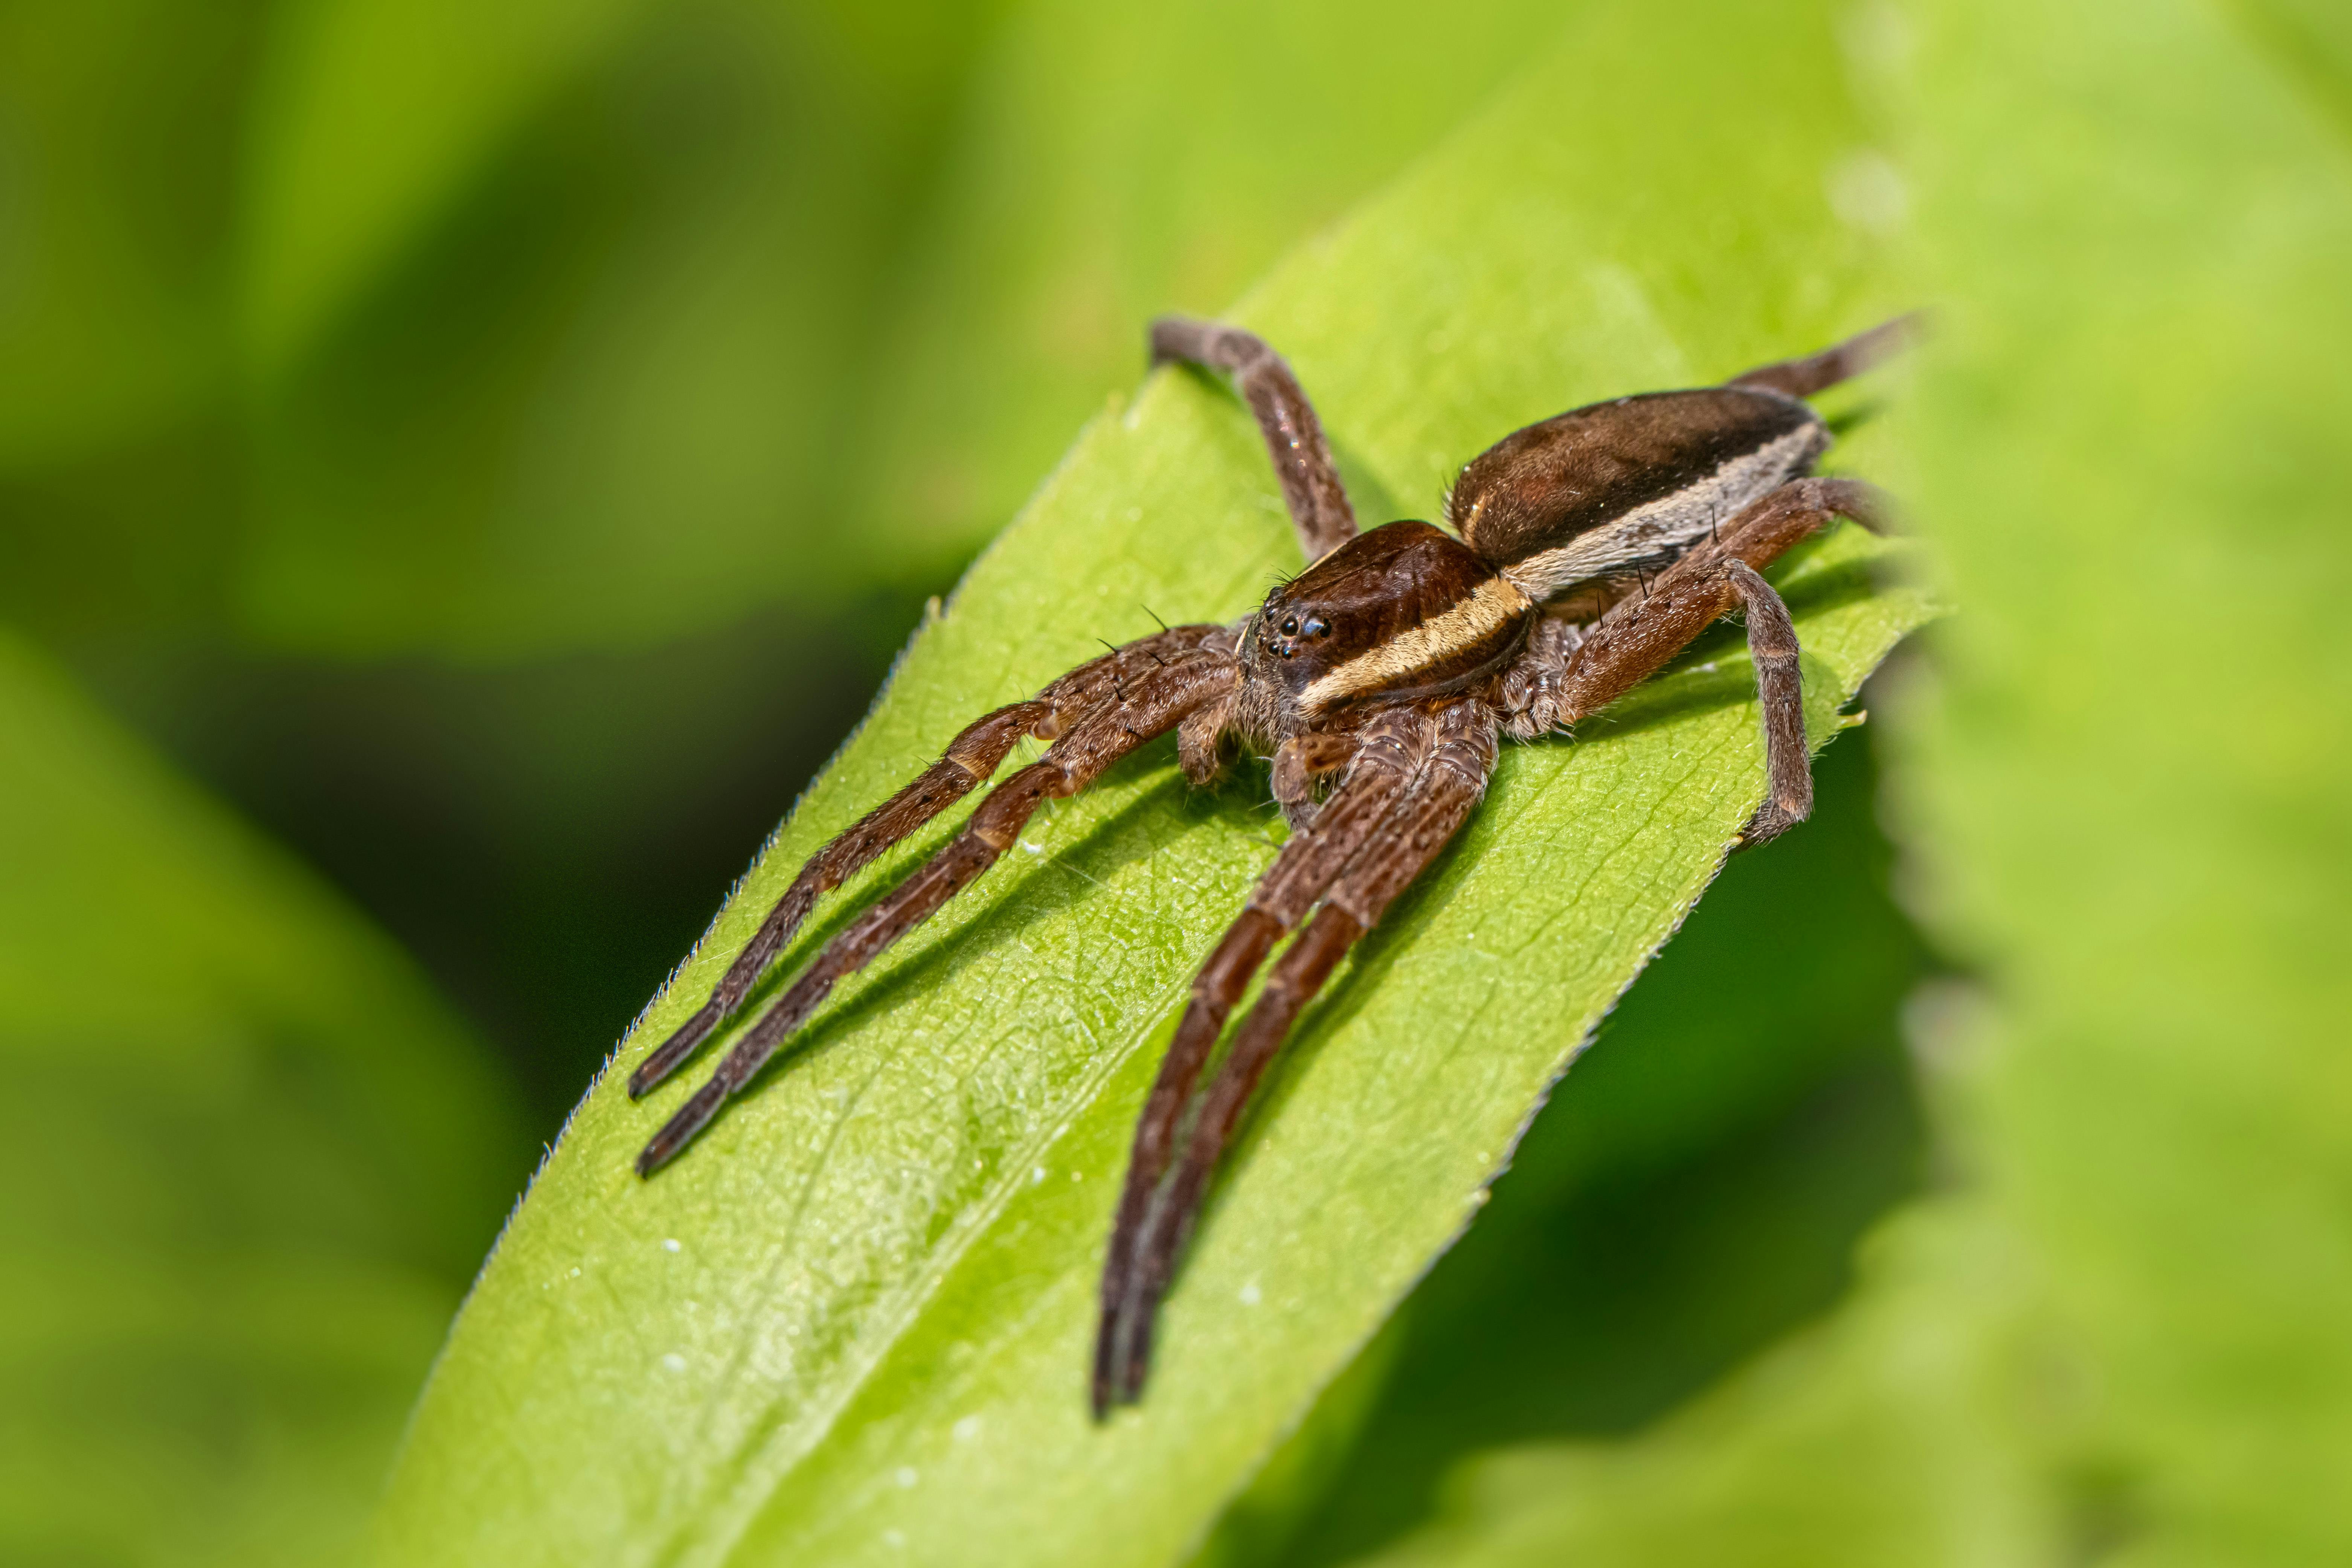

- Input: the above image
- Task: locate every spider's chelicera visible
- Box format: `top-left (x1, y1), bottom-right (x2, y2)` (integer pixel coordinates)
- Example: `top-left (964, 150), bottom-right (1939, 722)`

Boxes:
top-left (625, 313), bottom-right (1910, 1416)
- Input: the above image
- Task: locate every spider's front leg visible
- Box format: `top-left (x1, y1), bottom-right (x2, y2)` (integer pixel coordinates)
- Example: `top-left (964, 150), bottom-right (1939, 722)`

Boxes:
top-left (1557, 476), bottom-right (1891, 843)
top-left (628, 624), bottom-right (1233, 1098)
top-left (1095, 698), bottom-right (1499, 1414)
top-left (633, 630), bottom-right (1238, 1174)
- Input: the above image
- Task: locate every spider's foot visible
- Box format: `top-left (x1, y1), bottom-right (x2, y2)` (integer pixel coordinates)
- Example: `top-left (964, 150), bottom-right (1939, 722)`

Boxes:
top-left (628, 999), bottom-right (724, 1098)
top-left (1736, 798), bottom-right (1806, 849)
top-left (1090, 1288), bottom-right (1161, 1421)
top-left (636, 1075), bottom-right (731, 1176)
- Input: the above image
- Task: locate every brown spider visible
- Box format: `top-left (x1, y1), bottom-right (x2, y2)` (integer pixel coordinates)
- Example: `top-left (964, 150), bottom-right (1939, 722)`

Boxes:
top-left (626, 312), bottom-right (1910, 1417)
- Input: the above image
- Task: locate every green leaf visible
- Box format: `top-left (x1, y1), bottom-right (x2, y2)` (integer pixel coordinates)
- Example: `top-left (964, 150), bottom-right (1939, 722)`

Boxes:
top-left (0, 628), bottom-right (526, 1566)
top-left (0, 2), bottom-right (262, 643)
top-left (371, 2), bottom-right (1931, 1562)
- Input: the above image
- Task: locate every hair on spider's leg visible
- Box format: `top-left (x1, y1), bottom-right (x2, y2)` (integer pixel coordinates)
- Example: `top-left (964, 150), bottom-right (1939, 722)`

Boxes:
top-left (1497, 614), bottom-right (1579, 742)
top-left (1149, 315), bottom-right (1356, 562)
top-left (636, 647), bottom-right (1239, 1174)
top-left (627, 626), bottom-right (1232, 1098)
top-left (1096, 702), bottom-right (1498, 1414)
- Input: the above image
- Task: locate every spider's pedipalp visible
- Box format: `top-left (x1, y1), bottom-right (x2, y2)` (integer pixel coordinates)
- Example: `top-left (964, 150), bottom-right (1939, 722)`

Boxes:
top-left (633, 633), bottom-right (1236, 1168)
top-left (627, 626), bottom-right (1233, 1099)
top-left (1269, 731), bottom-right (1356, 828)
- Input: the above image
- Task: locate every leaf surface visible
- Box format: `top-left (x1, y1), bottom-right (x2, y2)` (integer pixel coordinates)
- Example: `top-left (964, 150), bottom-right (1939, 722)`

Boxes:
top-left (371, 3), bottom-right (1932, 1563)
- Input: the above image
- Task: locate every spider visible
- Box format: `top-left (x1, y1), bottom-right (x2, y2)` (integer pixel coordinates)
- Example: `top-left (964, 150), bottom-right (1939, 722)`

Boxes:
top-left (626, 311), bottom-right (1910, 1417)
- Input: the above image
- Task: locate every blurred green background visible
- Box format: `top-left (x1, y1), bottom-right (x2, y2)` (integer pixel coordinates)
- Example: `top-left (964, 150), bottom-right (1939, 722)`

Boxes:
top-left (3, 0), bottom-right (2347, 1565)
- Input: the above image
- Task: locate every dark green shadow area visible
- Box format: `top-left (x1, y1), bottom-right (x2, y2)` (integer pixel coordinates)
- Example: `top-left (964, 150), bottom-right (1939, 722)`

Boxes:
top-left (1271, 721), bottom-right (1933, 1567)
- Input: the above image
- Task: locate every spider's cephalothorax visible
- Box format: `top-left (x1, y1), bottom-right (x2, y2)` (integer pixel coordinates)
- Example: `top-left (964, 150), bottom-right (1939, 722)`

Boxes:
top-left (623, 311), bottom-right (1910, 1417)
top-left (1228, 520), bottom-right (1535, 755)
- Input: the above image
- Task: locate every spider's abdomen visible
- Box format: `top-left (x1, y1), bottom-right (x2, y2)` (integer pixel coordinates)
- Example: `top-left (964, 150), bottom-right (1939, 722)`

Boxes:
top-left (1254, 520), bottom-right (1533, 722)
top-left (1450, 386), bottom-right (1829, 599)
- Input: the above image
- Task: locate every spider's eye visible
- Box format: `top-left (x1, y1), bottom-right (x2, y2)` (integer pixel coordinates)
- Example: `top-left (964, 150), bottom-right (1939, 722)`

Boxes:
top-left (1302, 614), bottom-right (1329, 638)
top-left (1280, 616), bottom-right (1298, 637)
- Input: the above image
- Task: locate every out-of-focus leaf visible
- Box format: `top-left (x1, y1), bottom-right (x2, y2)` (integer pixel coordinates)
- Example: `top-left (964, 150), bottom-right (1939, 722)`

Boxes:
top-left (851, 0), bottom-right (1643, 577)
top-left (0, 2), bottom-right (254, 467)
top-left (0, 3), bottom-right (264, 642)
top-left (2232, 0), bottom-right (2352, 129)
top-left (1900, 0), bottom-right (2352, 1551)
top-left (241, 0), bottom-right (651, 376)
top-left (369, 2), bottom-right (1930, 1563)
top-left (0, 628), bottom-right (526, 1566)
top-left (236, 0), bottom-right (1002, 659)
top-left (1328, 1199), bottom-right (2030, 1568)
top-left (1300, 0), bottom-right (2352, 1563)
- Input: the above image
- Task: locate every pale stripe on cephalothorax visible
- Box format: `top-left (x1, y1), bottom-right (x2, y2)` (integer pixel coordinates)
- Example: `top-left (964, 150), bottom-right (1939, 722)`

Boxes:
top-left (1498, 423), bottom-right (1826, 600)
top-left (1299, 574), bottom-right (1536, 712)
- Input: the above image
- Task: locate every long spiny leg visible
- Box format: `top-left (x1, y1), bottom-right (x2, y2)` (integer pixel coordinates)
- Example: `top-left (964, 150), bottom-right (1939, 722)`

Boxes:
top-left (1091, 707), bottom-right (1434, 1415)
top-left (629, 624), bottom-right (1232, 1097)
top-left (1557, 477), bottom-right (1889, 845)
top-left (1150, 316), bottom-right (1356, 562)
top-left (1096, 701), bottom-right (1498, 1414)
top-left (1728, 312), bottom-right (1921, 398)
top-left (636, 646), bottom-right (1239, 1174)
